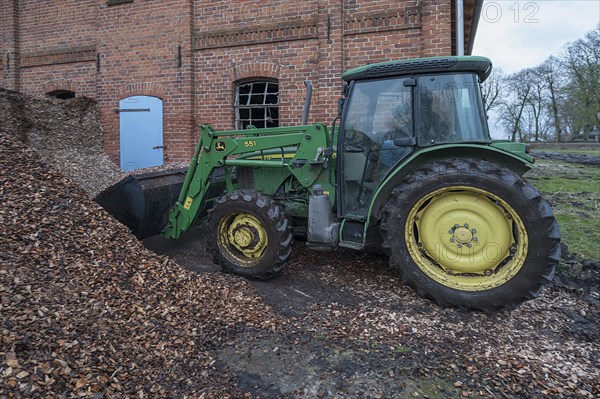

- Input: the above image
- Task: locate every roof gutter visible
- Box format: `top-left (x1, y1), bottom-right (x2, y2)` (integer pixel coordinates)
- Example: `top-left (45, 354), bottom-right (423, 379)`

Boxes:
top-left (467, 0), bottom-right (484, 54)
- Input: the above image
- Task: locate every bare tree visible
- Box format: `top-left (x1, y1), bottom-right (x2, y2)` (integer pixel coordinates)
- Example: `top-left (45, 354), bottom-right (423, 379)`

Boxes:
top-left (481, 66), bottom-right (506, 115)
top-left (497, 25), bottom-right (599, 142)
top-left (527, 66), bottom-right (548, 141)
top-left (561, 24), bottom-right (600, 139)
top-left (538, 56), bottom-right (565, 142)
top-left (500, 69), bottom-right (533, 142)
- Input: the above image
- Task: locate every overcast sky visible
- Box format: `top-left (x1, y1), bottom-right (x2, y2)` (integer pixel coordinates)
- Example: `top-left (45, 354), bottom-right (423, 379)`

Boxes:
top-left (471, 0), bottom-right (599, 138)
top-left (472, 0), bottom-right (600, 74)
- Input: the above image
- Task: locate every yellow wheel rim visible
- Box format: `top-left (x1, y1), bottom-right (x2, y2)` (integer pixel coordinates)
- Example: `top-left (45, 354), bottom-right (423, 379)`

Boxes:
top-left (217, 212), bottom-right (268, 267)
top-left (405, 186), bottom-right (528, 291)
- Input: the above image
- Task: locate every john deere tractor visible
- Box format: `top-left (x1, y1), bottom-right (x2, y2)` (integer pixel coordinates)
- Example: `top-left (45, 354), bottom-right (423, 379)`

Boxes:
top-left (97, 56), bottom-right (560, 310)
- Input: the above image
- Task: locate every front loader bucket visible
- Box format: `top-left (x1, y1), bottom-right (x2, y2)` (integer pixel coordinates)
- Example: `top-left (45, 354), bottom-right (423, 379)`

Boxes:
top-left (94, 168), bottom-right (187, 239)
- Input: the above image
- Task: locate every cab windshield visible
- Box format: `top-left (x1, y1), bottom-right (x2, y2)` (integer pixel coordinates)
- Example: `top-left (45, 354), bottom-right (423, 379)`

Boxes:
top-left (417, 73), bottom-right (489, 145)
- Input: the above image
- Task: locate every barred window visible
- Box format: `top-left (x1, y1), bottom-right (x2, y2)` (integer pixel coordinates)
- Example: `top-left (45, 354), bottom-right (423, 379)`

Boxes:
top-left (235, 80), bottom-right (279, 129)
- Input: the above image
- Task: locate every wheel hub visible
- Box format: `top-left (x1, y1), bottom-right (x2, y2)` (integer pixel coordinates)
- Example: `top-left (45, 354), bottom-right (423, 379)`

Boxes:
top-left (452, 226), bottom-right (473, 244)
top-left (405, 186), bottom-right (528, 291)
top-left (219, 212), bottom-right (268, 263)
top-left (232, 226), bottom-right (255, 248)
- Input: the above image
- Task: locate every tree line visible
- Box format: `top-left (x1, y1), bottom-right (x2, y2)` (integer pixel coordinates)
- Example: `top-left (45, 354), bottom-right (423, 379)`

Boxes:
top-left (482, 24), bottom-right (599, 142)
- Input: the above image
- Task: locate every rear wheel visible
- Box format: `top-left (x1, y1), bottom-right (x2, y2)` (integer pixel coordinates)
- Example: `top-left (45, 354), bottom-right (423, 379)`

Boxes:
top-left (208, 190), bottom-right (293, 279)
top-left (381, 159), bottom-right (560, 310)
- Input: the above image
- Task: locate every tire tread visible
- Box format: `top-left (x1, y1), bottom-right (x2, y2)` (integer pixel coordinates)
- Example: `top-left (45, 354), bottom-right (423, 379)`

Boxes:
top-left (207, 189), bottom-right (293, 280)
top-left (381, 159), bottom-right (560, 310)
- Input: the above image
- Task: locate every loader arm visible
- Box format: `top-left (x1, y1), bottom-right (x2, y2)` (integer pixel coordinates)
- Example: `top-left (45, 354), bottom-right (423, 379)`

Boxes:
top-left (162, 124), bottom-right (330, 239)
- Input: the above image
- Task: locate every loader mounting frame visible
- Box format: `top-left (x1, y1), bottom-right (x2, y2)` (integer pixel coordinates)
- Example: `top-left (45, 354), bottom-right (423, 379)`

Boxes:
top-left (162, 124), bottom-right (333, 239)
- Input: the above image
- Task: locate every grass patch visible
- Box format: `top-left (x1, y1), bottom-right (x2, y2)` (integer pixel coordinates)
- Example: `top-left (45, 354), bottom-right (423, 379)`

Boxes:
top-left (555, 215), bottom-right (600, 260)
top-left (539, 189), bottom-right (600, 259)
top-left (526, 160), bottom-right (600, 260)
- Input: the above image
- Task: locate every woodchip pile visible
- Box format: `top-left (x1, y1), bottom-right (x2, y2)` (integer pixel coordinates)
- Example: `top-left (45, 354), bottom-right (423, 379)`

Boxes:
top-left (0, 129), bottom-right (276, 398)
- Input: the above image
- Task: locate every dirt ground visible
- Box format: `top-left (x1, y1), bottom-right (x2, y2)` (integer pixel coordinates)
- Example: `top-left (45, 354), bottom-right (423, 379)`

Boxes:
top-left (140, 141), bottom-right (600, 398)
top-left (144, 225), bottom-right (600, 399)
top-left (531, 151), bottom-right (600, 166)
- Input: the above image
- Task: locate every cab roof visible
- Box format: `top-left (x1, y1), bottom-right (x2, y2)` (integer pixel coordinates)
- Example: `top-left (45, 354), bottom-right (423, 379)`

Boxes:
top-left (342, 56), bottom-right (492, 82)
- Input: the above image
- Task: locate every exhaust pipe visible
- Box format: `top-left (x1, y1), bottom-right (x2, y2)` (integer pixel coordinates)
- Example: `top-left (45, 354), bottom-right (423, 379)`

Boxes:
top-left (302, 80), bottom-right (312, 125)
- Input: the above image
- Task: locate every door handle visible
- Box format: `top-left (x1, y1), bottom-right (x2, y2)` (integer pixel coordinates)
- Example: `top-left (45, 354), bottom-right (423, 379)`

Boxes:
top-left (345, 145), bottom-right (364, 153)
top-left (393, 137), bottom-right (416, 146)
top-left (114, 108), bottom-right (151, 113)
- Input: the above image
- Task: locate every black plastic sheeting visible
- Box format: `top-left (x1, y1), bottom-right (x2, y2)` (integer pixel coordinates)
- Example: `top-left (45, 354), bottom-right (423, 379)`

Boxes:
top-left (94, 168), bottom-right (187, 239)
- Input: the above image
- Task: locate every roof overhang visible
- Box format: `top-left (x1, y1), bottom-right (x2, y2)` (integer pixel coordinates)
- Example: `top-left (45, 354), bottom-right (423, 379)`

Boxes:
top-left (458, 0), bottom-right (485, 55)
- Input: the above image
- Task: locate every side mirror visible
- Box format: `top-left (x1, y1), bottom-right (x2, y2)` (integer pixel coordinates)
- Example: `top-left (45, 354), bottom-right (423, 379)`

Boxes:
top-left (337, 97), bottom-right (345, 117)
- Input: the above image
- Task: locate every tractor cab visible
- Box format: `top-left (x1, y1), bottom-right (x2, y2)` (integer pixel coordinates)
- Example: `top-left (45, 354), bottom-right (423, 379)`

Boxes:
top-left (337, 56), bottom-right (492, 219)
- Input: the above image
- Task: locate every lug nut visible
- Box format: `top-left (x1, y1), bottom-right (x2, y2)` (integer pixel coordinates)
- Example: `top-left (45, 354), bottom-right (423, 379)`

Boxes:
top-left (466, 243), bottom-right (472, 248)
top-left (449, 229), bottom-right (454, 234)
top-left (450, 237), bottom-right (455, 242)
top-left (471, 228), bottom-right (476, 234)
top-left (454, 224), bottom-right (459, 228)
top-left (473, 237), bottom-right (478, 242)
top-left (464, 223), bottom-right (469, 228)
top-left (457, 243), bottom-right (463, 248)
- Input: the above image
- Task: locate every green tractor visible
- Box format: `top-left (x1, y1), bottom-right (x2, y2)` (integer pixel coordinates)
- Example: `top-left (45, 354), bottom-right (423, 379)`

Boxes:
top-left (98, 56), bottom-right (560, 310)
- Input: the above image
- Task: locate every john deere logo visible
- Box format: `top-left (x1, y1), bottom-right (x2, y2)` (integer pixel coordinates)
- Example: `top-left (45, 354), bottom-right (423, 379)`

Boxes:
top-left (215, 141), bottom-right (226, 151)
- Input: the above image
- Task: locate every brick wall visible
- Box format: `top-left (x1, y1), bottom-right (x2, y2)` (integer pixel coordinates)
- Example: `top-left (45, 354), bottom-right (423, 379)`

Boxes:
top-left (96, 0), bottom-right (195, 164)
top-left (18, 0), bottom-right (98, 54)
top-left (344, 0), bottom-right (423, 70)
top-left (421, 0), bottom-right (452, 56)
top-left (1, 0), bottom-right (463, 165)
top-left (0, 0), bottom-right (21, 91)
top-left (16, 1), bottom-right (98, 96)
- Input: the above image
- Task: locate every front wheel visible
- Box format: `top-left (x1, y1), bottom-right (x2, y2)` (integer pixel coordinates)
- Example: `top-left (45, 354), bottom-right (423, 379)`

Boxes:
top-left (381, 159), bottom-right (560, 310)
top-left (208, 190), bottom-right (293, 280)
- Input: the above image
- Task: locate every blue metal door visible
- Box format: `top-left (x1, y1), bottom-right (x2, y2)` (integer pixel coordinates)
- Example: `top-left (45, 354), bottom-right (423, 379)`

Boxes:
top-left (119, 96), bottom-right (163, 171)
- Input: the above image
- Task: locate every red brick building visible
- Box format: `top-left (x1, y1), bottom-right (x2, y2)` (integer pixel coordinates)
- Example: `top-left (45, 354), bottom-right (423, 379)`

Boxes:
top-left (1, 0), bottom-right (481, 169)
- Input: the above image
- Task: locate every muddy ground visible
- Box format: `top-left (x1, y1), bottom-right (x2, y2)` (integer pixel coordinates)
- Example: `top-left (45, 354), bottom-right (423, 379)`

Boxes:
top-left (115, 142), bottom-right (600, 398)
top-left (144, 223), bottom-right (599, 398)
top-left (531, 151), bottom-right (600, 166)
top-left (140, 145), bottom-right (600, 399)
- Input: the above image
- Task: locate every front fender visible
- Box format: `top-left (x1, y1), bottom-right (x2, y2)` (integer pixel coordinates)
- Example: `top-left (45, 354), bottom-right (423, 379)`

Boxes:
top-left (366, 144), bottom-right (535, 227)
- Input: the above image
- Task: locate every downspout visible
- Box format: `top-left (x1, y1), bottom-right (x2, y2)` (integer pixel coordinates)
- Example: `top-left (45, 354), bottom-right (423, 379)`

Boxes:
top-left (456, 0), bottom-right (465, 56)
